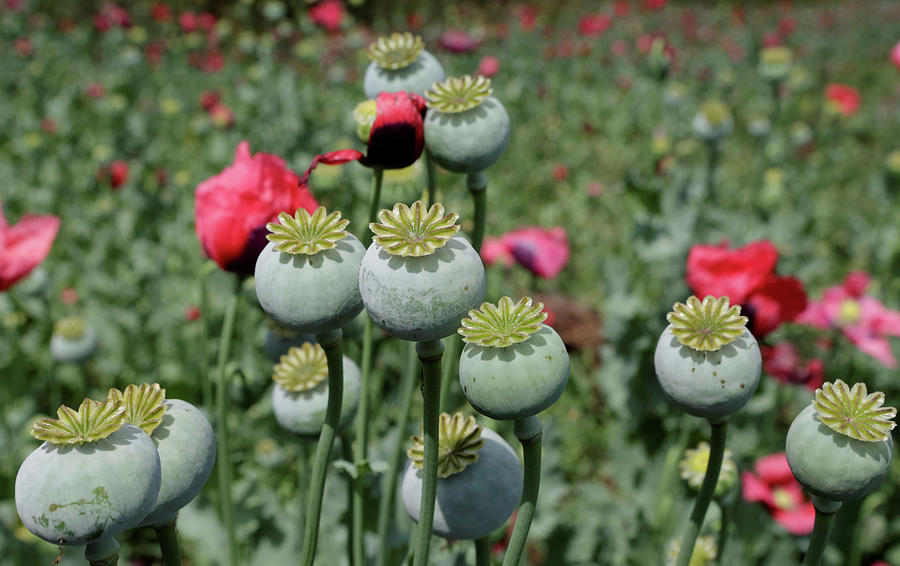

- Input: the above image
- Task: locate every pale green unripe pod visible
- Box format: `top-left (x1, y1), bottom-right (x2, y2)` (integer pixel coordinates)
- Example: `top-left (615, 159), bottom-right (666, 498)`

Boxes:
top-left (272, 355), bottom-right (362, 437)
top-left (15, 424), bottom-right (161, 545)
top-left (424, 97), bottom-right (510, 174)
top-left (363, 50), bottom-right (445, 98)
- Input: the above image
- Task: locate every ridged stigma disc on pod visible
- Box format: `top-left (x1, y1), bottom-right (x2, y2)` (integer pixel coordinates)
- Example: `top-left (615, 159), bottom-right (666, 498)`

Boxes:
top-left (363, 32), bottom-right (446, 98)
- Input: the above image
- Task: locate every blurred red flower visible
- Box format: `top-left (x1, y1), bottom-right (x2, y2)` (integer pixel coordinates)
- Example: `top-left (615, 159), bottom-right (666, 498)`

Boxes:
top-left (642, 0), bottom-right (667, 11)
top-left (199, 90), bottom-right (221, 111)
top-left (195, 141), bottom-right (318, 275)
top-left (179, 12), bottom-right (197, 33)
top-left (97, 160), bottom-right (129, 190)
top-left (760, 342), bottom-right (824, 390)
top-left (61, 287), bottom-right (78, 305)
top-left (614, 2), bottom-right (630, 17)
top-left (94, 3), bottom-right (130, 32)
top-left (825, 84), bottom-right (860, 116)
top-left (299, 91), bottom-right (426, 186)
top-left (475, 55), bottom-right (500, 78)
top-left (41, 118), bottom-right (58, 135)
top-left (519, 6), bottom-right (538, 32)
top-left (308, 0), bottom-right (344, 33)
top-left (552, 164), bottom-right (568, 181)
top-left (86, 83), bottom-right (105, 99)
top-left (483, 227), bottom-right (570, 279)
top-left (0, 205), bottom-right (60, 292)
top-left (184, 305), bottom-right (201, 322)
top-left (578, 14), bottom-right (612, 37)
top-left (209, 103), bottom-right (235, 129)
top-left (198, 12), bottom-right (216, 32)
top-left (797, 271), bottom-right (900, 368)
top-left (685, 240), bottom-right (807, 339)
top-left (439, 29), bottom-right (480, 53)
top-left (891, 40), bottom-right (900, 72)
top-left (151, 3), bottom-right (171, 22)
top-left (14, 37), bottom-right (31, 57)
top-left (762, 31), bottom-right (782, 47)
top-left (742, 453), bottom-right (815, 535)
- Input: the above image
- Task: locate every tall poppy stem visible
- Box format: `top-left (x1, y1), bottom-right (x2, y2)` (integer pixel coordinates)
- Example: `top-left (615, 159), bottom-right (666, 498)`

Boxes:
top-left (153, 521), bottom-right (183, 566)
top-left (467, 171), bottom-right (488, 253)
top-left (214, 276), bottom-right (242, 566)
top-left (376, 342), bottom-right (419, 566)
top-left (365, 168), bottom-right (385, 245)
top-left (475, 536), bottom-right (491, 566)
top-left (412, 339), bottom-right (444, 566)
top-left (675, 420), bottom-right (727, 566)
top-left (425, 151), bottom-right (438, 209)
top-left (803, 497), bottom-right (841, 566)
top-left (502, 416), bottom-right (543, 566)
top-left (341, 432), bottom-right (357, 566)
top-left (704, 142), bottom-right (720, 199)
top-left (300, 329), bottom-right (344, 566)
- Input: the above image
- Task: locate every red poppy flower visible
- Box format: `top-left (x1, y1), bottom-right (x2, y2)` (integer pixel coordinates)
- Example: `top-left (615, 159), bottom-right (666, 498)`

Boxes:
top-left (308, 0), bottom-right (344, 33)
top-left (475, 55), bottom-right (500, 78)
top-left (685, 240), bottom-right (806, 339)
top-left (299, 91), bottom-right (426, 187)
top-left (151, 3), bottom-right (171, 22)
top-left (742, 453), bottom-right (815, 535)
top-left (480, 237), bottom-right (514, 268)
top-left (86, 83), bottom-right (105, 99)
top-left (825, 84), bottom-right (860, 116)
top-left (97, 160), bottom-right (129, 190)
top-left (518, 6), bottom-right (538, 32)
top-left (760, 342), bottom-right (824, 390)
top-left (482, 227), bottom-right (570, 279)
top-left (578, 14), bottom-right (612, 37)
top-left (209, 103), bottom-right (235, 129)
top-left (0, 205), bottom-right (60, 292)
top-left (195, 141), bottom-right (318, 275)
top-left (892, 41), bottom-right (900, 73)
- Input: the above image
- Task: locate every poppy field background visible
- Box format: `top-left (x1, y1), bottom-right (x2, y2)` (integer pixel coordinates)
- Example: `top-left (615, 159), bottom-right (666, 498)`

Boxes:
top-left (2, 0), bottom-right (900, 565)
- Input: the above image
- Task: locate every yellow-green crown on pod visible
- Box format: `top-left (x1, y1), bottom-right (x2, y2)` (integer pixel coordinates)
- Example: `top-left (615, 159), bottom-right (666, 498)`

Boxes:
top-left (459, 296), bottom-right (547, 347)
top-left (31, 398), bottom-right (126, 445)
top-left (266, 207), bottom-right (349, 255)
top-left (54, 315), bottom-right (86, 339)
top-left (272, 342), bottom-right (328, 392)
top-left (368, 32), bottom-right (425, 70)
top-left (107, 383), bottom-right (167, 436)
top-left (353, 99), bottom-right (377, 143)
top-left (667, 295), bottom-right (747, 352)
top-left (370, 201), bottom-right (459, 257)
top-left (426, 75), bottom-right (493, 113)
top-left (813, 379), bottom-right (896, 442)
top-left (408, 412), bottom-right (484, 478)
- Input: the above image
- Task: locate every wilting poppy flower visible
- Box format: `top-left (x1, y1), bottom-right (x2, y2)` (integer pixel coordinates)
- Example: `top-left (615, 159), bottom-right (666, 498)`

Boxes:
top-left (760, 342), bottom-right (824, 390)
top-left (299, 91), bottom-right (426, 187)
top-left (742, 453), bottom-right (815, 535)
top-left (195, 141), bottom-right (318, 275)
top-left (308, 0), bottom-right (344, 33)
top-left (797, 271), bottom-right (900, 368)
top-left (482, 227), bottom-right (569, 279)
top-left (686, 240), bottom-right (806, 339)
top-left (825, 84), bottom-right (860, 116)
top-left (0, 205), bottom-right (60, 292)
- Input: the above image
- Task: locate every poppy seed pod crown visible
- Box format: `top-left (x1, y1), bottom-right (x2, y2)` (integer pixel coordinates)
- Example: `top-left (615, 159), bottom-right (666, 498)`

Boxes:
top-left (363, 32), bottom-right (446, 98)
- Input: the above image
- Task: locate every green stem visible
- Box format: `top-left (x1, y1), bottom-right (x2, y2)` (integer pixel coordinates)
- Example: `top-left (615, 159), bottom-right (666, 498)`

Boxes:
top-left (297, 443), bottom-right (309, 544)
top-left (352, 317), bottom-right (374, 566)
top-left (475, 536), bottom-right (491, 566)
top-left (85, 536), bottom-right (119, 566)
top-left (364, 168), bottom-right (385, 246)
top-left (675, 420), bottom-right (727, 566)
top-left (341, 432), bottom-right (357, 566)
top-left (502, 416), bottom-right (543, 566)
top-left (467, 171), bottom-right (488, 254)
top-left (215, 276), bottom-right (242, 566)
top-left (803, 498), bottom-right (841, 566)
top-left (412, 339), bottom-right (444, 566)
top-left (704, 141), bottom-right (720, 200)
top-left (197, 261), bottom-right (216, 407)
top-left (376, 342), bottom-right (419, 566)
top-left (439, 334), bottom-right (461, 414)
top-left (300, 328), bottom-right (345, 566)
top-left (425, 151), bottom-right (437, 209)
top-left (715, 498), bottom-right (730, 565)
top-left (153, 521), bottom-right (183, 566)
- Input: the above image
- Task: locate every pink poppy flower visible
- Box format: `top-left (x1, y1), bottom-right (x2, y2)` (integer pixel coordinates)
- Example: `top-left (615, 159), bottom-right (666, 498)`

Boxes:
top-left (825, 84), bottom-right (860, 116)
top-left (496, 227), bottom-right (570, 279)
top-left (475, 56), bottom-right (500, 78)
top-left (760, 342), bottom-right (824, 390)
top-left (209, 103), bottom-right (235, 129)
top-left (891, 40), bottom-right (900, 73)
top-left (480, 237), bottom-right (514, 268)
top-left (797, 271), bottom-right (900, 368)
top-left (308, 0), bottom-right (344, 33)
top-left (742, 453), bottom-right (815, 535)
top-left (179, 11), bottom-right (197, 33)
top-left (439, 29), bottom-right (480, 53)
top-left (0, 205), bottom-right (60, 292)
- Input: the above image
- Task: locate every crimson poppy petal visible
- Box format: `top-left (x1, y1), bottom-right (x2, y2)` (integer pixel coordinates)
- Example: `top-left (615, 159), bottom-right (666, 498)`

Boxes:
top-left (746, 275), bottom-right (807, 337)
top-left (686, 240), bottom-right (777, 304)
top-left (363, 92), bottom-right (426, 170)
top-left (298, 149), bottom-right (365, 188)
top-left (772, 502), bottom-right (816, 535)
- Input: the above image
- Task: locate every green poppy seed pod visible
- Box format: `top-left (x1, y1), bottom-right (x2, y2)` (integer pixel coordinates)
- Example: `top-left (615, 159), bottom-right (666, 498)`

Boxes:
top-left (424, 75), bottom-right (510, 174)
top-left (254, 208), bottom-right (364, 334)
top-left (786, 381), bottom-right (895, 502)
top-left (359, 202), bottom-right (485, 342)
top-left (139, 399), bottom-right (216, 527)
top-left (401, 415), bottom-right (522, 540)
top-left (16, 399), bottom-right (161, 546)
top-left (653, 296), bottom-right (761, 422)
top-left (457, 297), bottom-right (569, 420)
top-left (50, 316), bottom-right (97, 364)
top-left (363, 33), bottom-right (445, 98)
top-left (271, 345), bottom-right (362, 438)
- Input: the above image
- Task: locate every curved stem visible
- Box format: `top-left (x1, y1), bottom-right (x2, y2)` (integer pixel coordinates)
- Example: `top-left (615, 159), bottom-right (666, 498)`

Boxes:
top-left (425, 151), bottom-right (437, 209)
top-left (85, 536), bottom-right (119, 566)
top-left (214, 276), bottom-right (242, 566)
top-left (300, 328), bottom-right (345, 566)
top-left (364, 168), bottom-right (385, 246)
top-left (467, 171), bottom-right (488, 254)
top-left (153, 521), bottom-right (183, 566)
top-left (376, 342), bottom-right (419, 566)
top-left (675, 420), bottom-right (727, 566)
top-left (502, 416), bottom-right (543, 566)
top-left (412, 339), bottom-right (444, 566)
top-left (803, 497), bottom-right (841, 566)
top-left (475, 536), bottom-right (491, 566)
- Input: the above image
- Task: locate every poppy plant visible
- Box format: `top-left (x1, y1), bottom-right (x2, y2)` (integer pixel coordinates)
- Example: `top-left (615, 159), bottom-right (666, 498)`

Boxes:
top-left (741, 452), bottom-right (815, 535)
top-left (685, 240), bottom-right (806, 339)
top-left (298, 91), bottom-right (427, 187)
top-left (0, 205), bottom-right (60, 292)
top-left (194, 141), bottom-right (318, 275)
top-left (760, 342), bottom-right (824, 390)
top-left (796, 271), bottom-right (900, 368)
top-left (825, 84), bottom-right (860, 116)
top-left (481, 227), bottom-right (569, 279)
